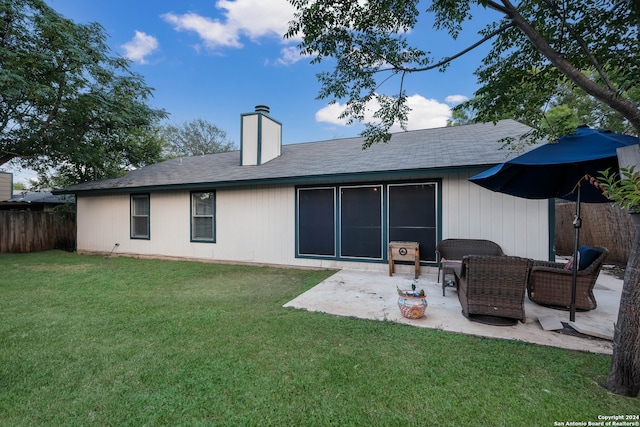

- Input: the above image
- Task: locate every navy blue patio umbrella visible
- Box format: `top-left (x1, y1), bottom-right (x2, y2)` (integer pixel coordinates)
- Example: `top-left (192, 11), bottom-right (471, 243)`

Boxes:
top-left (469, 126), bottom-right (639, 321)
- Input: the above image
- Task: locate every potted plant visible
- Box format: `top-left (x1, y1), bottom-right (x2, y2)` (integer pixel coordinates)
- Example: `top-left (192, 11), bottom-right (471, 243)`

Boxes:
top-left (396, 281), bottom-right (428, 319)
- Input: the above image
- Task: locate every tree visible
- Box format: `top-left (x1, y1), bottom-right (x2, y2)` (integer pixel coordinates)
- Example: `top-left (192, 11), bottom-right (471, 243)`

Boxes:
top-left (0, 0), bottom-right (167, 183)
top-left (36, 125), bottom-right (166, 188)
top-left (161, 118), bottom-right (236, 158)
top-left (446, 106), bottom-right (475, 127)
top-left (539, 105), bottom-right (579, 141)
top-left (287, 0), bottom-right (640, 396)
top-left (287, 1), bottom-right (639, 143)
top-left (544, 75), bottom-right (640, 135)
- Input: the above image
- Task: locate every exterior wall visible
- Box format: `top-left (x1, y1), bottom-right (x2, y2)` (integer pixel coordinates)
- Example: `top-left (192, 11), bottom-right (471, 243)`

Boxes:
top-left (442, 171), bottom-right (550, 260)
top-left (76, 174), bottom-right (551, 269)
top-left (0, 172), bottom-right (11, 201)
top-left (241, 112), bottom-right (282, 166)
top-left (241, 115), bottom-right (259, 166)
top-left (77, 187), bottom-right (300, 264)
top-left (260, 116), bottom-right (282, 164)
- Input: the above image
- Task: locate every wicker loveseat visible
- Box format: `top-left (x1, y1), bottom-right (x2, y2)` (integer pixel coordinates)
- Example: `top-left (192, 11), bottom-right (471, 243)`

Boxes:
top-left (527, 246), bottom-right (608, 311)
top-left (457, 255), bottom-right (533, 323)
top-left (435, 239), bottom-right (504, 296)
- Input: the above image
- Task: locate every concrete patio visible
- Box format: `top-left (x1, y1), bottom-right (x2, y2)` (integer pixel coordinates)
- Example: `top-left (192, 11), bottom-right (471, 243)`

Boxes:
top-left (284, 264), bottom-right (622, 355)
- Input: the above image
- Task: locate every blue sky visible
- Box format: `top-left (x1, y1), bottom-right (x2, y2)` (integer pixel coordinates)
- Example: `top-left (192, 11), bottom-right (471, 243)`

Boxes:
top-left (10, 0), bottom-right (501, 183)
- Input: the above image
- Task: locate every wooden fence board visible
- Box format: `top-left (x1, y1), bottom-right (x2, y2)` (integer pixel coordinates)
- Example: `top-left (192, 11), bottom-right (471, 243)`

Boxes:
top-left (0, 212), bottom-right (75, 253)
top-left (556, 202), bottom-right (633, 265)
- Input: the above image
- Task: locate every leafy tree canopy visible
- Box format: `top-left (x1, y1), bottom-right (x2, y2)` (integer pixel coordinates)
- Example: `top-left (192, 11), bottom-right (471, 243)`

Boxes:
top-left (0, 0), bottom-right (167, 183)
top-left (287, 0), bottom-right (640, 145)
top-left (161, 118), bottom-right (236, 159)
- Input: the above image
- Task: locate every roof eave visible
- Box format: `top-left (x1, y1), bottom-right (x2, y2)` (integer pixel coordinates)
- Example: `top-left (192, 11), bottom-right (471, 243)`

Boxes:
top-left (54, 164), bottom-right (494, 196)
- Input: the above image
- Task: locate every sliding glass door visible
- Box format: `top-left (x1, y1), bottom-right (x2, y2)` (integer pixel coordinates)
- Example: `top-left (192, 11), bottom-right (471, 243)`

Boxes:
top-left (388, 183), bottom-right (437, 261)
top-left (297, 181), bottom-right (438, 262)
top-left (340, 186), bottom-right (382, 259)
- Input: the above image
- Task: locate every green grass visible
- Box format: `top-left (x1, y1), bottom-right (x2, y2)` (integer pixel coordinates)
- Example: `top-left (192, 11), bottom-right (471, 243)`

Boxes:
top-left (0, 251), bottom-right (637, 426)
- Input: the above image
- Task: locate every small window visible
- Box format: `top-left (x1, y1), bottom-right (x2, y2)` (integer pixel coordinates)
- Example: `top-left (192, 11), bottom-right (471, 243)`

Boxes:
top-left (191, 191), bottom-right (215, 242)
top-left (131, 194), bottom-right (150, 239)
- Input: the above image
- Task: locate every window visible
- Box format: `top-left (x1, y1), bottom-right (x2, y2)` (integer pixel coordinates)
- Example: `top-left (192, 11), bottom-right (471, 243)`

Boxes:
top-left (388, 183), bottom-right (437, 261)
top-left (297, 188), bottom-right (335, 256)
top-left (131, 194), bottom-right (150, 239)
top-left (296, 181), bottom-right (439, 262)
top-left (340, 186), bottom-right (383, 259)
top-left (191, 191), bottom-right (215, 242)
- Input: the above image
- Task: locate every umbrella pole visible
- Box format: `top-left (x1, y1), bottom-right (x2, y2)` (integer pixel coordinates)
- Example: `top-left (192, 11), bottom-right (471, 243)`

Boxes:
top-left (570, 187), bottom-right (582, 322)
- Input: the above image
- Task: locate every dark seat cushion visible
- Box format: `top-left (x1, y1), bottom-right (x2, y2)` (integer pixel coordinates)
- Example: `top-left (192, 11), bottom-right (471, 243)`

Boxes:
top-left (578, 245), bottom-right (601, 270)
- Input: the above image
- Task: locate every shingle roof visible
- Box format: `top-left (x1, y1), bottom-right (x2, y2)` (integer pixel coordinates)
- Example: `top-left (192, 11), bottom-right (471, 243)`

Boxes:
top-left (58, 119), bottom-right (536, 194)
top-left (2, 191), bottom-right (72, 204)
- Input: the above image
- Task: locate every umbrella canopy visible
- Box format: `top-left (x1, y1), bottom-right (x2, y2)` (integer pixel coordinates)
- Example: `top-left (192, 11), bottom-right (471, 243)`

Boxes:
top-left (469, 126), bottom-right (639, 202)
top-left (469, 126), bottom-right (639, 321)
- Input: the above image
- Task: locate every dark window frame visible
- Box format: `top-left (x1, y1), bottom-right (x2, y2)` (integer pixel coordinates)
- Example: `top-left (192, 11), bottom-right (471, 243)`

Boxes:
top-left (296, 187), bottom-right (336, 257)
top-left (190, 190), bottom-right (216, 243)
top-left (130, 193), bottom-right (150, 240)
top-left (387, 182), bottom-right (438, 262)
top-left (339, 184), bottom-right (384, 260)
top-left (296, 180), bottom-right (440, 263)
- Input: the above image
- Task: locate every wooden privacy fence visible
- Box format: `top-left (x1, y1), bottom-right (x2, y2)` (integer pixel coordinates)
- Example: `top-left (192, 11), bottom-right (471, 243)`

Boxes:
top-left (0, 211), bottom-right (76, 253)
top-left (555, 202), bottom-right (634, 265)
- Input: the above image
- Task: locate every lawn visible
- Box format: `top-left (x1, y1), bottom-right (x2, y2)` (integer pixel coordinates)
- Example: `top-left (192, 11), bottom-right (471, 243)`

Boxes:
top-left (0, 251), bottom-right (637, 426)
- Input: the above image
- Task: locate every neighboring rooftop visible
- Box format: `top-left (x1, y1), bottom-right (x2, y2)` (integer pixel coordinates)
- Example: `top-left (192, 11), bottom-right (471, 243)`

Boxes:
top-left (0, 190), bottom-right (74, 211)
top-left (58, 120), bottom-right (537, 194)
top-left (2, 190), bottom-right (74, 204)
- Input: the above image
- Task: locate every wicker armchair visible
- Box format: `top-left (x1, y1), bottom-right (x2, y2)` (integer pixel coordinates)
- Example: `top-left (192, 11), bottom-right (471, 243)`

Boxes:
top-left (457, 255), bottom-right (533, 323)
top-left (527, 246), bottom-right (608, 311)
top-left (436, 239), bottom-right (504, 296)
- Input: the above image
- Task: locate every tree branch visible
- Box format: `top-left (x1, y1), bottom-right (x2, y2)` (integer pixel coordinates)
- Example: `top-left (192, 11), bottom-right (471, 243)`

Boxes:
top-left (486, 0), bottom-right (510, 15)
top-left (383, 22), bottom-right (514, 73)
top-left (499, 0), bottom-right (640, 131)
top-left (541, 0), bottom-right (616, 92)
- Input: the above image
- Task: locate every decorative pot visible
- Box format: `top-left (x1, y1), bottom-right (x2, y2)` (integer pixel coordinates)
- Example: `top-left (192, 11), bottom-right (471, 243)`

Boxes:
top-left (397, 291), bottom-right (428, 319)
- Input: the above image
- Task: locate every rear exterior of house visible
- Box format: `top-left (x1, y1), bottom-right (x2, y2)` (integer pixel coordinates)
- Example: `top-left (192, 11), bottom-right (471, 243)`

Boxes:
top-left (61, 107), bottom-right (552, 272)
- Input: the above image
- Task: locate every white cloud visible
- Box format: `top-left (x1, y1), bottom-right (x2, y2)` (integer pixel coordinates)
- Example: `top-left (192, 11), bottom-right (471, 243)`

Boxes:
top-left (275, 46), bottom-right (306, 66)
top-left (162, 12), bottom-right (241, 49)
top-left (445, 94), bottom-right (469, 105)
top-left (316, 103), bottom-right (350, 126)
top-left (315, 94), bottom-right (453, 131)
top-left (403, 95), bottom-right (452, 130)
top-left (121, 31), bottom-right (159, 64)
top-left (162, 0), bottom-right (296, 51)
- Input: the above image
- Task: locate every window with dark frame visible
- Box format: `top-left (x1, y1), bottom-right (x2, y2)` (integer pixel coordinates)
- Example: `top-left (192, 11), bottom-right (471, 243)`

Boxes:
top-left (297, 188), bottom-right (335, 256)
top-left (130, 194), bottom-right (150, 239)
top-left (388, 183), bottom-right (437, 262)
top-left (191, 191), bottom-right (215, 242)
top-left (340, 186), bottom-right (383, 259)
top-left (296, 181), bottom-right (438, 262)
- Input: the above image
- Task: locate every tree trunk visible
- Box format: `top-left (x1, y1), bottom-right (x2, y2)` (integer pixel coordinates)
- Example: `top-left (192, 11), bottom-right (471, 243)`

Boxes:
top-left (604, 212), bottom-right (640, 397)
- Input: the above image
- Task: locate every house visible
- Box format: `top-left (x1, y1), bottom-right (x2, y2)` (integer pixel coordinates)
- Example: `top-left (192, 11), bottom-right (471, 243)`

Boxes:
top-left (0, 171), bottom-right (11, 201)
top-left (56, 106), bottom-right (552, 272)
top-left (0, 172), bottom-right (73, 211)
top-left (0, 190), bottom-right (73, 212)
